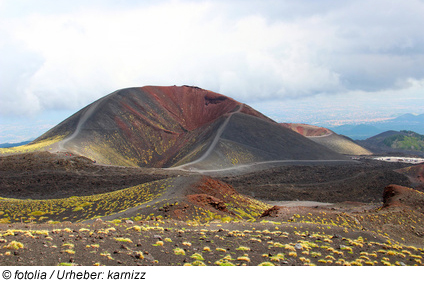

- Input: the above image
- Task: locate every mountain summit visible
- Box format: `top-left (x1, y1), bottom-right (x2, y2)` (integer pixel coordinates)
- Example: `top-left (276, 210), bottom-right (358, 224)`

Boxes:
top-left (31, 86), bottom-right (345, 169)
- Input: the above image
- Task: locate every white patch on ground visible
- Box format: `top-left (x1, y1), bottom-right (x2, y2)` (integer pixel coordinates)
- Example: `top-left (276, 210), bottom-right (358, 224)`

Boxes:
top-left (374, 157), bottom-right (424, 164)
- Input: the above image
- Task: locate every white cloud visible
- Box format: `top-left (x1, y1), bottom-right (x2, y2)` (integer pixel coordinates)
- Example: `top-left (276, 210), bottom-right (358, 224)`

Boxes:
top-left (1, 0), bottom-right (424, 118)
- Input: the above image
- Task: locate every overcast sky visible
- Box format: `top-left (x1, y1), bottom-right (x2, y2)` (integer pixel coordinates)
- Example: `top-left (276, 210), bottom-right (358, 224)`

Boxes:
top-left (1, 0), bottom-right (424, 142)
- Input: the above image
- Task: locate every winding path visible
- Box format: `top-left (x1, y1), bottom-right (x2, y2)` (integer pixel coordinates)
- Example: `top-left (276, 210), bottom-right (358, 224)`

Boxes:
top-left (186, 159), bottom-right (358, 175)
top-left (171, 104), bottom-right (243, 170)
top-left (58, 96), bottom-right (107, 151)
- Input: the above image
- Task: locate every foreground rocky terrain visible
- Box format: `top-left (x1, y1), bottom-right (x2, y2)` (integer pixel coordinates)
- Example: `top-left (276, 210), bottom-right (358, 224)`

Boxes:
top-left (1, 216), bottom-right (423, 267)
top-left (1, 152), bottom-right (423, 266)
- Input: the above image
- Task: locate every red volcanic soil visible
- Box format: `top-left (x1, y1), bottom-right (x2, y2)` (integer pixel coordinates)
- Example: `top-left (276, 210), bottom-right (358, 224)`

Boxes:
top-left (134, 86), bottom-right (239, 131)
top-left (186, 176), bottom-right (238, 200)
top-left (281, 123), bottom-right (332, 137)
top-left (140, 86), bottom-right (270, 131)
top-left (151, 176), bottom-right (258, 221)
top-left (280, 123), bottom-right (372, 156)
top-left (382, 184), bottom-right (424, 213)
top-left (396, 164), bottom-right (424, 190)
top-left (260, 205), bottom-right (282, 217)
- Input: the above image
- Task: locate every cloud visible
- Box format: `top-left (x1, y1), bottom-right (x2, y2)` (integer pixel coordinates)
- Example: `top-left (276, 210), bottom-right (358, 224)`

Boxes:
top-left (1, 0), bottom-right (424, 117)
top-left (0, 31), bottom-right (45, 115)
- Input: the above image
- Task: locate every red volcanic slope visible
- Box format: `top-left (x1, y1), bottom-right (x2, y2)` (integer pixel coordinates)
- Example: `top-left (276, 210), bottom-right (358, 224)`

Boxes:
top-left (139, 86), bottom-right (270, 131)
top-left (280, 123), bottom-right (331, 137)
top-left (35, 86), bottom-right (275, 167)
top-left (396, 164), bottom-right (424, 190)
top-left (280, 122), bottom-right (373, 156)
top-left (382, 184), bottom-right (424, 213)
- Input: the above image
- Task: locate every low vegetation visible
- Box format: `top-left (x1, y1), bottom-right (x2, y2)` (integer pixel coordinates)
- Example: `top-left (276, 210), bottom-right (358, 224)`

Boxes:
top-left (0, 149), bottom-right (423, 266)
top-left (383, 131), bottom-right (424, 152)
top-left (1, 219), bottom-right (422, 266)
top-left (0, 135), bottom-right (64, 155)
top-left (0, 178), bottom-right (173, 223)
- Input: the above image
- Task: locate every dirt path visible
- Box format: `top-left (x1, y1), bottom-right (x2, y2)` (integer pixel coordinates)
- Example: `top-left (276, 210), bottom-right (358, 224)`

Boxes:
top-left (172, 105), bottom-right (243, 170)
top-left (187, 159), bottom-right (358, 176)
top-left (308, 132), bottom-right (334, 138)
top-left (57, 92), bottom-right (116, 151)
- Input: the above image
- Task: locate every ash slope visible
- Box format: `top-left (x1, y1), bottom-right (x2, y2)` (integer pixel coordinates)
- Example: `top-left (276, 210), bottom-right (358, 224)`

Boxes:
top-left (281, 123), bottom-right (372, 156)
top-left (32, 86), bottom-right (346, 169)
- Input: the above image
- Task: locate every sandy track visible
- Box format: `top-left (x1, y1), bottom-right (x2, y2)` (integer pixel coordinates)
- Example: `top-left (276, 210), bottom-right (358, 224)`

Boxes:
top-left (185, 159), bottom-right (358, 176)
top-left (58, 92), bottom-right (116, 151)
top-left (172, 105), bottom-right (243, 170)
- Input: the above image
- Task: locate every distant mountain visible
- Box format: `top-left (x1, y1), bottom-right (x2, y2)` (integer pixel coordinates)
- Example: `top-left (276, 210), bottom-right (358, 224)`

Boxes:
top-left (330, 113), bottom-right (424, 140)
top-left (2, 86), bottom-right (346, 169)
top-left (392, 113), bottom-right (424, 124)
top-left (281, 123), bottom-right (372, 156)
top-left (357, 130), bottom-right (424, 156)
top-left (0, 141), bottom-right (32, 148)
top-left (380, 113), bottom-right (424, 134)
top-left (329, 124), bottom-right (381, 140)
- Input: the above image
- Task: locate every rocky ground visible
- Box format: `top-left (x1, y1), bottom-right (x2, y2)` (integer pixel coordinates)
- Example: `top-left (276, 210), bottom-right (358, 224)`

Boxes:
top-left (0, 152), bottom-right (182, 200)
top-left (219, 159), bottom-right (412, 203)
top-left (0, 208), bottom-right (423, 266)
top-left (0, 152), bottom-right (423, 266)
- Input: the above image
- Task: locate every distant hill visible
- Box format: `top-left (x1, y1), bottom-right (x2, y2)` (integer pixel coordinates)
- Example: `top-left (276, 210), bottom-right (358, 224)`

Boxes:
top-left (392, 113), bottom-right (424, 124)
top-left (357, 130), bottom-right (424, 156)
top-left (281, 123), bottom-right (372, 156)
top-left (1, 86), bottom-right (346, 169)
top-left (330, 113), bottom-right (424, 140)
top-left (0, 141), bottom-right (32, 148)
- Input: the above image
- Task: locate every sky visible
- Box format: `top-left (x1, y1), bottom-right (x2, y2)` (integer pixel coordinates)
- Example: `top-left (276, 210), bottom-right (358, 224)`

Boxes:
top-left (1, 0), bottom-right (424, 143)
